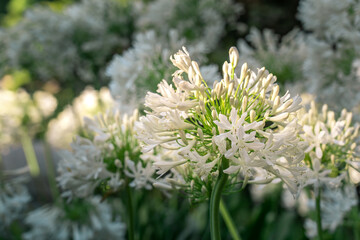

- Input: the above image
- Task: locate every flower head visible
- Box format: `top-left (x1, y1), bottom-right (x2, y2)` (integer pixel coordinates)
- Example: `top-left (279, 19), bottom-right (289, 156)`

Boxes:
top-left (136, 46), bottom-right (306, 200)
top-left (298, 101), bottom-right (360, 192)
top-left (23, 197), bottom-right (126, 240)
top-left (57, 108), bottom-right (156, 200)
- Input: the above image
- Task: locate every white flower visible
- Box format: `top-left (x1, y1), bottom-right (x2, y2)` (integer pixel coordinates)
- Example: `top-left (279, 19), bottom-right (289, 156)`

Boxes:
top-left (136, 46), bottom-right (306, 199)
top-left (136, 0), bottom-right (243, 53)
top-left (125, 159), bottom-right (155, 190)
top-left (304, 185), bottom-right (358, 238)
top-left (0, 88), bottom-right (56, 151)
top-left (106, 30), bottom-right (217, 113)
top-left (57, 108), bottom-right (156, 199)
top-left (298, 101), bottom-right (360, 191)
top-left (0, 0), bottom-right (132, 84)
top-left (214, 109), bottom-right (264, 159)
top-left (23, 197), bottom-right (126, 240)
top-left (237, 28), bottom-right (307, 85)
top-left (46, 87), bottom-right (115, 149)
top-left (0, 177), bottom-right (31, 232)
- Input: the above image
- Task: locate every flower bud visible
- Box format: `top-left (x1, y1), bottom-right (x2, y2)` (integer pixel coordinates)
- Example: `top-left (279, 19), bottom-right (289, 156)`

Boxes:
top-left (229, 47), bottom-right (239, 68)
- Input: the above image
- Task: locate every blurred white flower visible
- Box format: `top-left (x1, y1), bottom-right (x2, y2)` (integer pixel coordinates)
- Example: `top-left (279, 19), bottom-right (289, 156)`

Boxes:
top-left (0, 0), bottom-right (133, 84)
top-left (0, 177), bottom-right (31, 232)
top-left (298, 101), bottom-right (360, 192)
top-left (136, 0), bottom-right (243, 53)
top-left (106, 30), bottom-right (219, 113)
top-left (0, 88), bottom-right (57, 151)
top-left (237, 28), bottom-right (307, 85)
top-left (296, 0), bottom-right (360, 117)
top-left (57, 108), bottom-right (156, 199)
top-left (46, 87), bottom-right (115, 149)
top-left (304, 185), bottom-right (358, 238)
top-left (23, 197), bottom-right (126, 240)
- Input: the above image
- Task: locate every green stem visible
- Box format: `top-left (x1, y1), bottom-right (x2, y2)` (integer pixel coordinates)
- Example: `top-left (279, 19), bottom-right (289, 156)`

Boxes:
top-left (210, 157), bottom-right (229, 240)
top-left (315, 191), bottom-right (324, 240)
top-left (20, 130), bottom-right (40, 177)
top-left (42, 140), bottom-right (60, 202)
top-left (125, 184), bottom-right (135, 240)
top-left (353, 206), bottom-right (360, 240)
top-left (220, 199), bottom-right (242, 240)
top-left (0, 154), bottom-right (4, 187)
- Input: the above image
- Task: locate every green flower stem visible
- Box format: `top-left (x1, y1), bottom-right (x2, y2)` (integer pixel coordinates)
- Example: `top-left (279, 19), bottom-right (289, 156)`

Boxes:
top-left (353, 206), bottom-right (360, 240)
top-left (315, 191), bottom-right (324, 240)
top-left (220, 199), bottom-right (242, 240)
top-left (125, 184), bottom-right (135, 240)
top-left (0, 154), bottom-right (4, 186)
top-left (42, 140), bottom-right (60, 202)
top-left (20, 130), bottom-right (40, 177)
top-left (210, 157), bottom-right (229, 240)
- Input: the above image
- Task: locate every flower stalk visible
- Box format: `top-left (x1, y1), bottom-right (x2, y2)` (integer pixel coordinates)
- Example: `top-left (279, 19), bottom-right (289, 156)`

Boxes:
top-left (125, 184), bottom-right (135, 240)
top-left (21, 129), bottom-right (40, 177)
top-left (220, 198), bottom-right (242, 240)
top-left (210, 157), bottom-right (229, 240)
top-left (315, 191), bottom-right (323, 240)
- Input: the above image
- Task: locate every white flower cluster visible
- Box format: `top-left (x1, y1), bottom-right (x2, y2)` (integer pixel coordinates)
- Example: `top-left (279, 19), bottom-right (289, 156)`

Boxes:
top-left (136, 46), bottom-right (306, 200)
top-left (135, 0), bottom-right (243, 53)
top-left (0, 88), bottom-right (57, 151)
top-left (106, 30), bottom-right (219, 113)
top-left (298, 0), bottom-right (360, 41)
top-left (237, 28), bottom-right (307, 85)
top-left (57, 108), bottom-right (156, 199)
top-left (46, 87), bottom-right (114, 149)
top-left (298, 101), bottom-right (360, 192)
top-left (23, 197), bottom-right (126, 240)
top-left (0, 0), bottom-right (133, 84)
top-left (236, 0), bottom-right (360, 120)
top-left (304, 185), bottom-right (358, 238)
top-left (0, 177), bottom-right (31, 232)
top-left (298, 0), bottom-right (360, 115)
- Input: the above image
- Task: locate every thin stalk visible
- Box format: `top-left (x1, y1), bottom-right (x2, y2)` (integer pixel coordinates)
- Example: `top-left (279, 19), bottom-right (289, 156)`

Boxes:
top-left (220, 199), bottom-right (242, 240)
top-left (353, 206), bottom-right (360, 240)
top-left (42, 140), bottom-right (60, 202)
top-left (0, 154), bottom-right (4, 187)
top-left (210, 157), bottom-right (229, 240)
top-left (315, 191), bottom-right (324, 240)
top-left (20, 130), bottom-right (40, 177)
top-left (125, 184), bottom-right (135, 240)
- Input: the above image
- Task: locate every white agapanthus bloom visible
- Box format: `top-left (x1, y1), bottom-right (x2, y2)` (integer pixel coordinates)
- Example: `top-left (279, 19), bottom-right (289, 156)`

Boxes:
top-left (106, 30), bottom-right (219, 113)
top-left (0, 88), bottom-right (57, 151)
top-left (304, 185), bottom-right (358, 238)
top-left (237, 28), bottom-right (307, 85)
top-left (297, 0), bottom-right (360, 116)
top-left (57, 108), bottom-right (156, 199)
top-left (298, 101), bottom-right (360, 193)
top-left (23, 197), bottom-right (126, 240)
top-left (0, 177), bottom-right (31, 232)
top-left (0, 0), bottom-right (133, 84)
top-left (46, 87), bottom-right (114, 149)
top-left (298, 0), bottom-right (360, 42)
top-left (135, 0), bottom-right (243, 53)
top-left (136, 46), bottom-right (307, 200)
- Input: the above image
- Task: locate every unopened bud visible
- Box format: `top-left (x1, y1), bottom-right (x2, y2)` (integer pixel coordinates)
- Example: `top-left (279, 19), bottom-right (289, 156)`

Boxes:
top-left (197, 128), bottom-right (204, 141)
top-left (179, 130), bottom-right (188, 144)
top-left (250, 110), bottom-right (256, 122)
top-left (241, 96), bottom-right (248, 113)
top-left (229, 47), bottom-right (239, 67)
top-left (239, 63), bottom-right (248, 83)
top-left (271, 85), bottom-right (279, 101)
